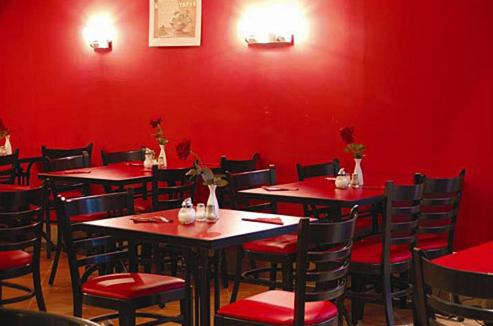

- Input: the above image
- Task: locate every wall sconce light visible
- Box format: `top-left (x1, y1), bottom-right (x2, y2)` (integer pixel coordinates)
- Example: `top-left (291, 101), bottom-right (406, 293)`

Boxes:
top-left (83, 14), bottom-right (115, 50)
top-left (238, 1), bottom-right (306, 46)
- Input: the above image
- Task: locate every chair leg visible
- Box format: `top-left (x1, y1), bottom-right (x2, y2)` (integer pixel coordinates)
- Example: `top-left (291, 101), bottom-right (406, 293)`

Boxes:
top-left (33, 264), bottom-right (46, 311)
top-left (45, 211), bottom-right (52, 259)
top-left (269, 263), bottom-right (278, 290)
top-left (48, 235), bottom-right (63, 285)
top-left (382, 274), bottom-right (396, 326)
top-left (180, 297), bottom-right (192, 326)
top-left (350, 275), bottom-right (365, 324)
top-left (118, 306), bottom-right (136, 326)
top-left (281, 261), bottom-right (293, 291)
top-left (230, 247), bottom-right (244, 303)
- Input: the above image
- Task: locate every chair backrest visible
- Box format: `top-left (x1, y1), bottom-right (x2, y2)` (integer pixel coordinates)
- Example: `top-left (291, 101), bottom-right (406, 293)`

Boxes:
top-left (414, 169), bottom-right (465, 257)
top-left (41, 143), bottom-right (93, 169)
top-left (0, 149), bottom-right (19, 184)
top-left (0, 308), bottom-right (99, 326)
top-left (381, 180), bottom-right (424, 266)
top-left (413, 248), bottom-right (493, 325)
top-left (226, 165), bottom-right (276, 212)
top-left (44, 152), bottom-right (90, 172)
top-left (101, 148), bottom-right (145, 165)
top-left (220, 153), bottom-right (260, 173)
top-left (56, 191), bottom-right (135, 305)
top-left (0, 186), bottom-right (45, 276)
top-left (296, 158), bottom-right (340, 181)
top-left (151, 166), bottom-right (196, 211)
top-left (0, 185), bottom-right (46, 212)
top-left (293, 206), bottom-right (358, 325)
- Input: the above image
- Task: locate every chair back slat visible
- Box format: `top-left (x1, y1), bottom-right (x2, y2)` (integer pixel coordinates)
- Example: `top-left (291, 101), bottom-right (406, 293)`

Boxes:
top-left (0, 149), bottom-right (19, 184)
top-left (296, 159), bottom-right (340, 181)
top-left (226, 166), bottom-right (276, 212)
top-left (63, 191), bottom-right (135, 218)
top-left (220, 153), bottom-right (259, 173)
top-left (414, 248), bottom-right (493, 325)
top-left (44, 152), bottom-right (90, 172)
top-left (151, 166), bottom-right (195, 211)
top-left (101, 148), bottom-right (145, 165)
top-left (293, 207), bottom-right (357, 325)
top-left (42, 143), bottom-right (93, 166)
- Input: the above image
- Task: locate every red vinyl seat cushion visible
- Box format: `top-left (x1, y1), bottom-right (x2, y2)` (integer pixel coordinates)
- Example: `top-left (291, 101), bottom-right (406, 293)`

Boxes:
top-left (243, 234), bottom-right (298, 254)
top-left (0, 250), bottom-right (32, 270)
top-left (218, 290), bottom-right (337, 325)
top-left (416, 233), bottom-right (448, 251)
top-left (82, 273), bottom-right (185, 300)
top-left (134, 198), bottom-right (152, 213)
top-left (351, 238), bottom-right (411, 264)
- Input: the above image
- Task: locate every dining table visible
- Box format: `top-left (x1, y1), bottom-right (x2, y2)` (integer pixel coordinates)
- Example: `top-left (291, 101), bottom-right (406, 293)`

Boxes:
top-left (79, 208), bottom-right (301, 326)
top-left (433, 240), bottom-right (493, 273)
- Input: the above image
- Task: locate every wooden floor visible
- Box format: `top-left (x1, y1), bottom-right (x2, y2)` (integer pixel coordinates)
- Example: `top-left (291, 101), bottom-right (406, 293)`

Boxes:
top-left (3, 253), bottom-right (480, 325)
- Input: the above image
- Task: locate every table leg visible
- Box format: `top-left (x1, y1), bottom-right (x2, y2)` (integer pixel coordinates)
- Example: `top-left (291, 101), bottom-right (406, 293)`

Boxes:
top-left (198, 247), bottom-right (211, 326)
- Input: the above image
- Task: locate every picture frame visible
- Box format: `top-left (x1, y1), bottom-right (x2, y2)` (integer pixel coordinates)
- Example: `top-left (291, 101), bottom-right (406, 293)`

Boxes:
top-left (149, 0), bottom-right (202, 47)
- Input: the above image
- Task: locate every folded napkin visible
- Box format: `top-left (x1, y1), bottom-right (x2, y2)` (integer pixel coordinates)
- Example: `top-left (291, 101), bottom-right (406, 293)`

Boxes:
top-left (64, 170), bottom-right (91, 174)
top-left (241, 217), bottom-right (284, 225)
top-left (130, 216), bottom-right (172, 223)
top-left (262, 186), bottom-right (299, 191)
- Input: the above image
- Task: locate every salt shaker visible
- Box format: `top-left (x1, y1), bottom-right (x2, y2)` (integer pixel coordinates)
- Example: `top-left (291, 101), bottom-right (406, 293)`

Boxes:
top-left (178, 198), bottom-right (196, 224)
top-left (206, 204), bottom-right (218, 222)
top-left (196, 203), bottom-right (206, 222)
top-left (351, 173), bottom-right (360, 188)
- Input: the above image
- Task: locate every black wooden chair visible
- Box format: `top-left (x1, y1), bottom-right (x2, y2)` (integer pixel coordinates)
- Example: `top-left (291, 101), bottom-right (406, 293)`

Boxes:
top-left (0, 149), bottom-right (19, 184)
top-left (101, 148), bottom-right (148, 202)
top-left (56, 191), bottom-right (192, 326)
top-left (41, 143), bottom-right (93, 165)
top-left (44, 152), bottom-right (91, 264)
top-left (413, 248), bottom-right (493, 325)
top-left (220, 153), bottom-right (260, 173)
top-left (0, 308), bottom-right (99, 326)
top-left (151, 166), bottom-right (196, 211)
top-left (414, 169), bottom-right (465, 259)
top-left (0, 185), bottom-right (46, 311)
top-left (228, 166), bottom-right (299, 302)
top-left (348, 179), bottom-right (424, 325)
top-left (216, 209), bottom-right (357, 326)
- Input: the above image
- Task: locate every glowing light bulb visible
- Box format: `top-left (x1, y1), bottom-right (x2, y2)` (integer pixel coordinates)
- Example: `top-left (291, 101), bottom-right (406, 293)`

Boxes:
top-left (83, 14), bottom-right (115, 49)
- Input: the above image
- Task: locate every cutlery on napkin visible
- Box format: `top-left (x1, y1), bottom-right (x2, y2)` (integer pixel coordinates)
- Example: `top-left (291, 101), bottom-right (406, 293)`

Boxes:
top-left (241, 217), bottom-right (284, 225)
top-left (64, 170), bottom-right (91, 174)
top-left (130, 216), bottom-right (172, 223)
top-left (262, 186), bottom-right (299, 192)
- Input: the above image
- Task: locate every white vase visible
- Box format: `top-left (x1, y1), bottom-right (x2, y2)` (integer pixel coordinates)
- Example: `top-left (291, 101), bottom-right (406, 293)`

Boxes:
top-left (353, 158), bottom-right (364, 186)
top-left (206, 184), bottom-right (220, 220)
top-left (158, 144), bottom-right (167, 168)
top-left (4, 135), bottom-right (12, 155)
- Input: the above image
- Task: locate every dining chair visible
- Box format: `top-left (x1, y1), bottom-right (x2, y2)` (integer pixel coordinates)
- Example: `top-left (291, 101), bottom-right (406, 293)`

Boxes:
top-left (101, 147), bottom-right (148, 202)
top-left (413, 169), bottom-right (465, 258)
top-left (41, 143), bottom-right (93, 166)
top-left (413, 248), bottom-right (493, 325)
top-left (0, 149), bottom-right (19, 184)
top-left (220, 153), bottom-right (260, 173)
top-left (0, 185), bottom-right (46, 311)
top-left (227, 165), bottom-right (299, 302)
top-left (56, 191), bottom-right (192, 326)
top-left (0, 308), bottom-right (99, 326)
top-left (43, 152), bottom-right (91, 261)
top-left (216, 209), bottom-right (357, 326)
top-left (348, 179), bottom-right (424, 326)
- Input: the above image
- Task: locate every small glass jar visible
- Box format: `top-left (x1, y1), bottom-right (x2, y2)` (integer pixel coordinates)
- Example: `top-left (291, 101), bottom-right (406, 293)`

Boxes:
top-left (196, 203), bottom-right (206, 222)
top-left (0, 146), bottom-right (6, 156)
top-left (206, 204), bottom-right (218, 222)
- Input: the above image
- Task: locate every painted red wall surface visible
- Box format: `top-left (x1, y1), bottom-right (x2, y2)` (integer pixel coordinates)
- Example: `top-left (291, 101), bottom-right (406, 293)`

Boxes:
top-left (1, 1), bottom-right (492, 248)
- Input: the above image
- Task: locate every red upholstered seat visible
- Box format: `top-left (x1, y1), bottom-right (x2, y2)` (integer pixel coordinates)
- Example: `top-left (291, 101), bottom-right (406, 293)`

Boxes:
top-left (134, 198), bottom-right (152, 213)
top-left (243, 234), bottom-right (298, 254)
top-left (0, 250), bottom-right (32, 270)
top-left (82, 273), bottom-right (185, 300)
top-left (355, 217), bottom-right (373, 230)
top-left (351, 238), bottom-right (411, 264)
top-left (218, 290), bottom-right (337, 325)
top-left (416, 233), bottom-right (448, 251)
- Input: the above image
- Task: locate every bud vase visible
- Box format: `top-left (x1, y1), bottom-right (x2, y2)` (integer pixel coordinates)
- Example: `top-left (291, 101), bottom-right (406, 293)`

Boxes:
top-left (158, 144), bottom-right (167, 168)
top-left (353, 158), bottom-right (364, 186)
top-left (206, 184), bottom-right (220, 220)
top-left (4, 135), bottom-right (12, 155)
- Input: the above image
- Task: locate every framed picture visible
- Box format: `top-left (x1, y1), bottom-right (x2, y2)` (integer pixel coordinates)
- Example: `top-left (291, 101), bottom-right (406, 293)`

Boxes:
top-left (149, 0), bottom-right (202, 47)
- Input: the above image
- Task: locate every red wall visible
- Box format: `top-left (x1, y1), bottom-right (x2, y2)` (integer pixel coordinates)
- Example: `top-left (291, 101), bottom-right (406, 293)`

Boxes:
top-left (1, 0), bottom-right (492, 248)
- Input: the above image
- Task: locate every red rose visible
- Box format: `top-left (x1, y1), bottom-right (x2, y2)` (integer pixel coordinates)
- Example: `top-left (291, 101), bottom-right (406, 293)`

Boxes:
top-left (176, 139), bottom-right (191, 160)
top-left (339, 127), bottom-right (354, 144)
top-left (150, 117), bottom-right (162, 128)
